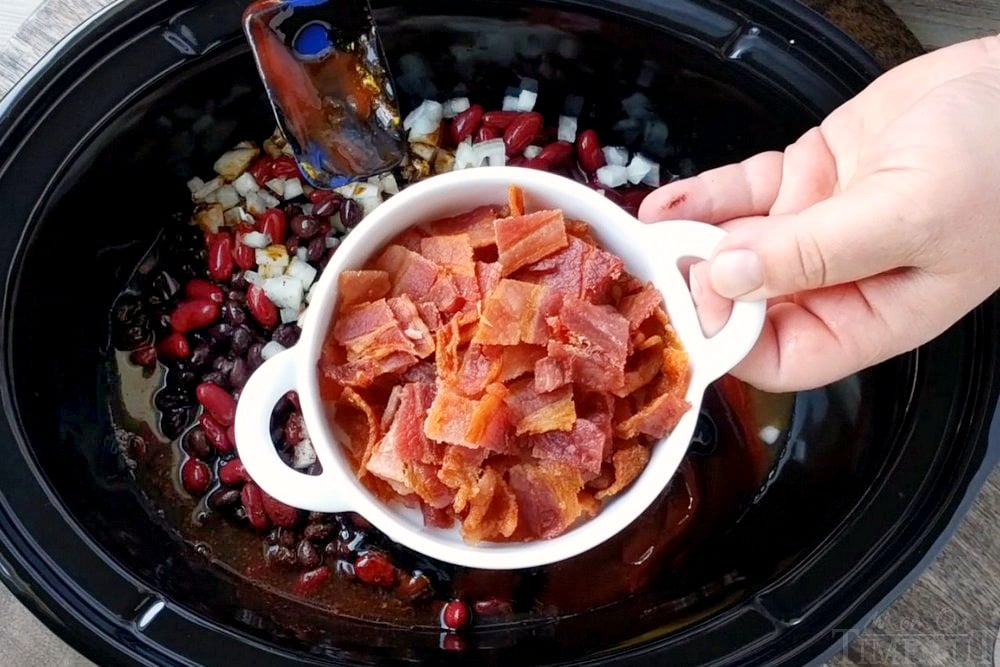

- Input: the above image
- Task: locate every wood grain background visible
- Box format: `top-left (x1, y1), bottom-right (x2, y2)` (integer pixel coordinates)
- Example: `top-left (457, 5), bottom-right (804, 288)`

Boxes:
top-left (0, 1), bottom-right (996, 665)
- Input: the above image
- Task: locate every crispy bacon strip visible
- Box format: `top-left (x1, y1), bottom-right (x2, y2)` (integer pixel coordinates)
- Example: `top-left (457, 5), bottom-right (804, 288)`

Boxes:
top-left (338, 270), bottom-right (391, 308)
top-left (494, 209), bottom-right (568, 276)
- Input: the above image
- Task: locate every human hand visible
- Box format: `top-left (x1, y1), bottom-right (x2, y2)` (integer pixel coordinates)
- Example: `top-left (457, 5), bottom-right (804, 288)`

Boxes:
top-left (639, 36), bottom-right (1000, 392)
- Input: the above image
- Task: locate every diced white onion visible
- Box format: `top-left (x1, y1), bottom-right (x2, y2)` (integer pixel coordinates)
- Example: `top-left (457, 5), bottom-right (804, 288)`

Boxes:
top-left (295, 247), bottom-right (308, 263)
top-left (325, 235), bottom-right (342, 249)
top-left (626, 153), bottom-right (657, 185)
top-left (258, 190), bottom-right (281, 209)
top-left (501, 95), bottom-right (519, 111)
top-left (286, 256), bottom-right (318, 289)
top-left (442, 97), bottom-right (470, 118)
top-left (380, 173), bottom-right (400, 195)
top-left (193, 177), bottom-right (223, 202)
top-left (245, 191), bottom-right (266, 216)
top-left (262, 276), bottom-right (304, 310)
top-left (261, 341), bottom-right (286, 361)
top-left (523, 145), bottom-right (542, 159)
top-left (596, 164), bottom-right (628, 188)
top-left (557, 115), bottom-right (578, 143)
top-left (454, 140), bottom-right (477, 169)
top-left (603, 146), bottom-right (629, 167)
top-left (641, 119), bottom-right (670, 153)
top-left (759, 425), bottom-right (781, 445)
top-left (473, 138), bottom-right (506, 167)
top-left (233, 172), bottom-right (259, 197)
top-left (292, 438), bottom-right (317, 469)
top-left (641, 163), bottom-right (661, 188)
top-left (283, 177), bottom-right (304, 200)
top-left (265, 178), bottom-right (285, 197)
top-left (241, 231), bottom-right (272, 249)
top-left (213, 146), bottom-right (258, 181)
top-left (215, 184), bottom-right (241, 210)
top-left (280, 307), bottom-right (300, 324)
top-left (403, 100), bottom-right (443, 136)
top-left (622, 92), bottom-right (653, 119)
top-left (243, 271), bottom-right (264, 287)
top-left (516, 89), bottom-right (537, 112)
top-left (223, 207), bottom-right (245, 225)
top-left (187, 177), bottom-right (206, 195)
top-left (255, 245), bottom-right (290, 268)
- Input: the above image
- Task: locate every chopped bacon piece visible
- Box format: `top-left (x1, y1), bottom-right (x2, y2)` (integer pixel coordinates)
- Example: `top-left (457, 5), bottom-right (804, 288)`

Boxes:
top-left (498, 344), bottom-right (546, 382)
top-left (332, 387), bottom-right (380, 464)
top-left (416, 302), bottom-right (443, 332)
top-left (533, 356), bottom-right (571, 393)
top-left (435, 318), bottom-right (463, 385)
top-left (528, 418), bottom-right (605, 476)
top-left (439, 445), bottom-right (489, 513)
top-left (508, 185), bottom-right (525, 217)
top-left (424, 385), bottom-right (477, 446)
top-left (505, 380), bottom-right (576, 435)
top-left (476, 261), bottom-right (503, 297)
top-left (425, 205), bottom-right (500, 249)
top-left (508, 460), bottom-right (583, 539)
top-left (427, 274), bottom-right (464, 314)
top-left (365, 427), bottom-right (409, 494)
top-left (422, 503), bottom-right (455, 528)
top-left (420, 233), bottom-right (476, 276)
top-left (374, 245), bottom-right (440, 297)
top-left (565, 219), bottom-right (599, 244)
top-left (333, 299), bottom-right (417, 363)
top-left (338, 270), bottom-right (391, 308)
top-left (380, 384), bottom-right (404, 432)
top-left (401, 359), bottom-right (436, 384)
top-left (522, 236), bottom-right (624, 301)
top-left (619, 282), bottom-right (662, 331)
top-left (615, 343), bottom-right (665, 398)
top-left (456, 344), bottom-right (502, 397)
top-left (495, 209), bottom-right (568, 276)
top-left (389, 382), bottom-right (443, 464)
top-left (547, 297), bottom-right (630, 393)
top-left (595, 444), bottom-right (650, 500)
top-left (387, 295), bottom-right (434, 358)
top-left (474, 279), bottom-right (550, 346)
top-left (391, 227), bottom-right (426, 252)
top-left (323, 351), bottom-right (418, 389)
top-left (465, 384), bottom-right (516, 453)
top-left (616, 390), bottom-right (690, 440)
top-left (406, 461), bottom-right (455, 509)
top-left (578, 392), bottom-right (614, 460)
top-left (463, 466), bottom-right (519, 543)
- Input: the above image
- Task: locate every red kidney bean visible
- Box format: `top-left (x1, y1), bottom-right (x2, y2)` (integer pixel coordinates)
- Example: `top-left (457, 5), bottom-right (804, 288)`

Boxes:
top-left (129, 345), bottom-right (157, 368)
top-left (184, 279), bottom-right (224, 304)
top-left (286, 236), bottom-right (300, 254)
top-left (354, 551), bottom-right (397, 587)
top-left (270, 156), bottom-right (301, 180)
top-left (261, 490), bottom-right (299, 527)
top-left (181, 458), bottom-right (211, 495)
top-left (395, 572), bottom-right (432, 602)
top-left (156, 332), bottom-right (190, 360)
top-left (340, 199), bottom-right (362, 228)
top-left (219, 458), bottom-right (248, 486)
top-left (284, 413), bottom-right (306, 445)
top-left (507, 156), bottom-right (526, 168)
top-left (248, 157), bottom-right (274, 184)
top-left (170, 300), bottom-right (221, 334)
top-left (307, 236), bottom-right (326, 263)
top-left (576, 129), bottom-right (606, 173)
top-left (474, 126), bottom-right (501, 143)
top-left (538, 140), bottom-right (574, 167)
top-left (246, 285), bottom-right (279, 329)
top-left (295, 566), bottom-right (331, 595)
top-left (207, 233), bottom-right (235, 282)
top-left (440, 635), bottom-right (466, 652)
top-left (232, 240), bottom-right (256, 271)
top-left (226, 423), bottom-right (237, 449)
top-left (241, 482), bottom-right (270, 532)
top-left (290, 214), bottom-right (320, 239)
top-left (450, 104), bottom-right (484, 144)
top-left (441, 599), bottom-right (470, 631)
top-left (482, 110), bottom-right (521, 129)
top-left (259, 209), bottom-right (287, 245)
top-left (196, 382), bottom-right (236, 425)
top-left (503, 112), bottom-right (543, 156)
top-left (199, 412), bottom-right (232, 453)
top-left (521, 158), bottom-right (549, 170)
top-left (472, 597), bottom-right (513, 616)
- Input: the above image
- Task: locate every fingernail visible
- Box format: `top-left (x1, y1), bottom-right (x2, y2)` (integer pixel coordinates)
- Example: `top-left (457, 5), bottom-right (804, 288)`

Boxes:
top-left (711, 250), bottom-right (764, 298)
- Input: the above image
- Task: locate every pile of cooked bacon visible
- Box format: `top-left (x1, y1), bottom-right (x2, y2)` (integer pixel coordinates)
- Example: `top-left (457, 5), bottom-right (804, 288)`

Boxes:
top-left (318, 186), bottom-right (690, 543)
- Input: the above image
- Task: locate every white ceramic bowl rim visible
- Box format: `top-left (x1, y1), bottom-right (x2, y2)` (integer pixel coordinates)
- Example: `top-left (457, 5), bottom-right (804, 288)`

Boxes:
top-left (234, 167), bottom-right (765, 570)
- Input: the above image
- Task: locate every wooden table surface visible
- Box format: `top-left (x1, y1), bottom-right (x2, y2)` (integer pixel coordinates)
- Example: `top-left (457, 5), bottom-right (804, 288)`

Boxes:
top-left (0, 1), bottom-right (996, 666)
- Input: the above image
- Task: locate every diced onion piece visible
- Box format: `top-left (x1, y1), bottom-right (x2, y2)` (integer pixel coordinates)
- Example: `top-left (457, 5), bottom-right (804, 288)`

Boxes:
top-left (622, 92), bottom-right (653, 119)
top-left (223, 207), bottom-right (246, 225)
top-left (759, 425), bottom-right (781, 445)
top-left (603, 146), bottom-right (629, 166)
top-left (516, 89), bottom-right (538, 112)
top-left (286, 257), bottom-right (318, 289)
top-left (557, 115), bottom-right (578, 143)
top-left (187, 177), bottom-right (206, 195)
top-left (641, 163), bottom-right (661, 187)
top-left (256, 244), bottom-right (290, 269)
top-left (410, 142), bottom-right (437, 162)
top-left (213, 146), bottom-right (260, 181)
top-left (292, 438), bottom-right (317, 469)
top-left (233, 172), bottom-right (260, 197)
top-left (454, 140), bottom-right (477, 169)
top-left (596, 164), bottom-right (628, 188)
top-left (262, 276), bottom-right (304, 310)
top-left (295, 247), bottom-right (308, 263)
top-left (265, 178), bottom-right (285, 197)
top-left (474, 138), bottom-right (506, 167)
top-left (626, 153), bottom-right (657, 185)
top-left (434, 150), bottom-right (456, 174)
top-left (325, 235), bottom-right (342, 249)
top-left (403, 100), bottom-right (444, 136)
top-left (523, 145), bottom-right (542, 159)
top-left (215, 184), bottom-right (241, 210)
top-left (193, 204), bottom-right (224, 234)
top-left (501, 95), bottom-right (519, 111)
top-left (261, 341), bottom-right (286, 361)
top-left (243, 271), bottom-right (264, 287)
top-left (258, 190), bottom-right (281, 209)
top-left (245, 190), bottom-right (266, 216)
top-left (442, 97), bottom-right (470, 119)
top-left (242, 231), bottom-right (272, 249)
top-left (613, 118), bottom-right (642, 143)
top-left (193, 177), bottom-right (223, 202)
top-left (283, 177), bottom-right (304, 200)
top-left (280, 307), bottom-right (301, 324)
top-left (380, 173), bottom-right (400, 195)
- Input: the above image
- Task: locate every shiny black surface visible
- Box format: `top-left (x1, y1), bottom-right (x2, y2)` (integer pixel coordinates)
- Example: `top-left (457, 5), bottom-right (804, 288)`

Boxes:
top-left (0, 0), bottom-right (996, 665)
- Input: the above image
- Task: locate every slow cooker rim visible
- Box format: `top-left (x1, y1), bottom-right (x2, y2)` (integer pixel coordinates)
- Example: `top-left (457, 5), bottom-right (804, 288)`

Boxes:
top-left (0, 1), bottom-right (996, 666)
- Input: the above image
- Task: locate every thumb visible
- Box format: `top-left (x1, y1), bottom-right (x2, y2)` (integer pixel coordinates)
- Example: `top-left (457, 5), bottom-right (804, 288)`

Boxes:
top-left (708, 179), bottom-right (926, 300)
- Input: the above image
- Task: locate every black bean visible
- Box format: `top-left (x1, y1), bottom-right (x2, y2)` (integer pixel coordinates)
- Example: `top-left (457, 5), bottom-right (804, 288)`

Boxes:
top-left (297, 540), bottom-right (321, 568)
top-left (190, 343), bottom-right (213, 369)
top-left (207, 323), bottom-right (234, 344)
top-left (231, 326), bottom-right (254, 355)
top-left (341, 199), bottom-right (362, 228)
top-left (222, 301), bottom-right (247, 326)
top-left (230, 273), bottom-right (248, 291)
top-left (278, 529), bottom-right (299, 548)
top-left (118, 322), bottom-right (152, 349)
top-left (155, 387), bottom-right (193, 411)
top-left (248, 343), bottom-right (265, 370)
top-left (303, 523), bottom-right (335, 542)
top-left (182, 427), bottom-right (212, 459)
top-left (272, 324), bottom-right (300, 348)
top-left (290, 214), bottom-right (321, 239)
top-left (286, 236), bottom-right (300, 254)
top-left (161, 407), bottom-right (195, 440)
top-left (307, 236), bottom-right (326, 263)
top-left (285, 204), bottom-right (304, 219)
top-left (208, 488), bottom-right (241, 510)
top-left (151, 271), bottom-right (181, 304)
top-left (213, 355), bottom-right (236, 374)
top-left (172, 363), bottom-right (199, 388)
top-left (229, 357), bottom-right (250, 389)
top-left (267, 545), bottom-right (297, 568)
top-left (200, 370), bottom-right (229, 388)
top-left (314, 195), bottom-right (341, 218)
top-left (227, 289), bottom-right (246, 303)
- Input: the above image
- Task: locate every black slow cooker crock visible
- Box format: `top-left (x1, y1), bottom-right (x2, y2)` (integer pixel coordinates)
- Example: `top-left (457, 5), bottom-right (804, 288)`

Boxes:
top-left (0, 0), bottom-right (997, 665)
